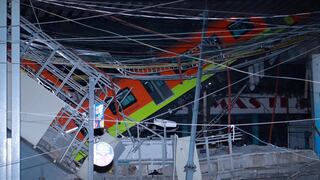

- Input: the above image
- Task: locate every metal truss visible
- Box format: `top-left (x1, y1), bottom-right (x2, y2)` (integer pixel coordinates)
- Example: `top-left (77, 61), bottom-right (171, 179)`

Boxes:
top-left (18, 16), bottom-right (119, 173)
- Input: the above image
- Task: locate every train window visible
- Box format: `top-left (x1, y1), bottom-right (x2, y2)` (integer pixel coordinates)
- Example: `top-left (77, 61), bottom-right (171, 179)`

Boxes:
top-left (107, 88), bottom-right (137, 115)
top-left (119, 90), bottom-right (136, 108)
top-left (228, 19), bottom-right (254, 39)
top-left (142, 80), bottom-right (173, 105)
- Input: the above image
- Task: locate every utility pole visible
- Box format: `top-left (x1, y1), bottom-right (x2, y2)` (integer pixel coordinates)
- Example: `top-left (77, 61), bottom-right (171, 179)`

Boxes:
top-left (185, 10), bottom-right (208, 180)
top-left (203, 91), bottom-right (208, 137)
top-left (88, 77), bottom-right (95, 180)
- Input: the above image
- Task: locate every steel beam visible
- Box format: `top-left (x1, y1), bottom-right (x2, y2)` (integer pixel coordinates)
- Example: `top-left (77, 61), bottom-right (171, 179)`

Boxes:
top-left (185, 10), bottom-right (208, 180)
top-left (0, 0), bottom-right (7, 179)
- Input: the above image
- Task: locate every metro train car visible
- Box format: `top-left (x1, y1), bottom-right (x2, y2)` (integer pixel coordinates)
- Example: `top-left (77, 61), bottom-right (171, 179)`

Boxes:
top-left (21, 14), bottom-right (305, 141)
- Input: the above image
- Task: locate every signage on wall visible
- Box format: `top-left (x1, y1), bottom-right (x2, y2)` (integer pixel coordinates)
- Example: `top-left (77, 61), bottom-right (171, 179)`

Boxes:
top-left (94, 103), bottom-right (104, 129)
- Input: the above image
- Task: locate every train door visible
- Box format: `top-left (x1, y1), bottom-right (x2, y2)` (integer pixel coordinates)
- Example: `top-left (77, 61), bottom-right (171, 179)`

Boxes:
top-left (142, 80), bottom-right (173, 104)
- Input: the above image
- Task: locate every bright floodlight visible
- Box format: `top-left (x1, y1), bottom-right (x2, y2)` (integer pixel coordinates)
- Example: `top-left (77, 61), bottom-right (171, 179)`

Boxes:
top-left (94, 141), bottom-right (114, 167)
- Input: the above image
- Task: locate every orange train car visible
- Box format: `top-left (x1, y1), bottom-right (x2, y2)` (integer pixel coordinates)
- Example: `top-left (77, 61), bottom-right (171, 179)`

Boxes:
top-left (21, 14), bottom-right (306, 139)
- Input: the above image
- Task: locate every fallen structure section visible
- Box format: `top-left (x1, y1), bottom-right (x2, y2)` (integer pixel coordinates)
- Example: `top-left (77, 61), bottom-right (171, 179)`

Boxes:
top-left (7, 68), bottom-right (65, 147)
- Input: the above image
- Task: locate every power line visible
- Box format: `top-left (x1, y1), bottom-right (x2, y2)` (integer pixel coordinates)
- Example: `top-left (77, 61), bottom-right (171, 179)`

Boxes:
top-left (48, 0), bottom-right (319, 21)
top-left (28, 0), bottom-right (42, 31)
top-left (38, 0), bottom-right (271, 16)
top-left (41, 0), bottom-right (194, 19)
top-left (18, 32), bottom-right (307, 66)
top-left (3, 107), bottom-right (320, 127)
top-left (20, 2), bottom-right (320, 82)
top-left (37, 23), bottom-right (319, 42)
top-left (21, 0), bottom-right (320, 69)
top-left (118, 34), bottom-right (307, 63)
top-left (35, 0), bottom-right (319, 24)
top-left (53, 29), bottom-right (320, 42)
top-left (24, 0), bottom-right (185, 26)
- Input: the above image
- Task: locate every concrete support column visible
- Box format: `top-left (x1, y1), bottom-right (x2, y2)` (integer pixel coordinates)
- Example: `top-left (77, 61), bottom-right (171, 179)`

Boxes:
top-left (0, 1), bottom-right (7, 179)
top-left (311, 54), bottom-right (320, 156)
top-left (11, 0), bottom-right (21, 179)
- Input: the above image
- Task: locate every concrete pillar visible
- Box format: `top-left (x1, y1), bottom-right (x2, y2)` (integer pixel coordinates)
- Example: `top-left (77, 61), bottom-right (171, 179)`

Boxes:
top-left (0, 1), bottom-right (7, 179)
top-left (11, 0), bottom-right (21, 179)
